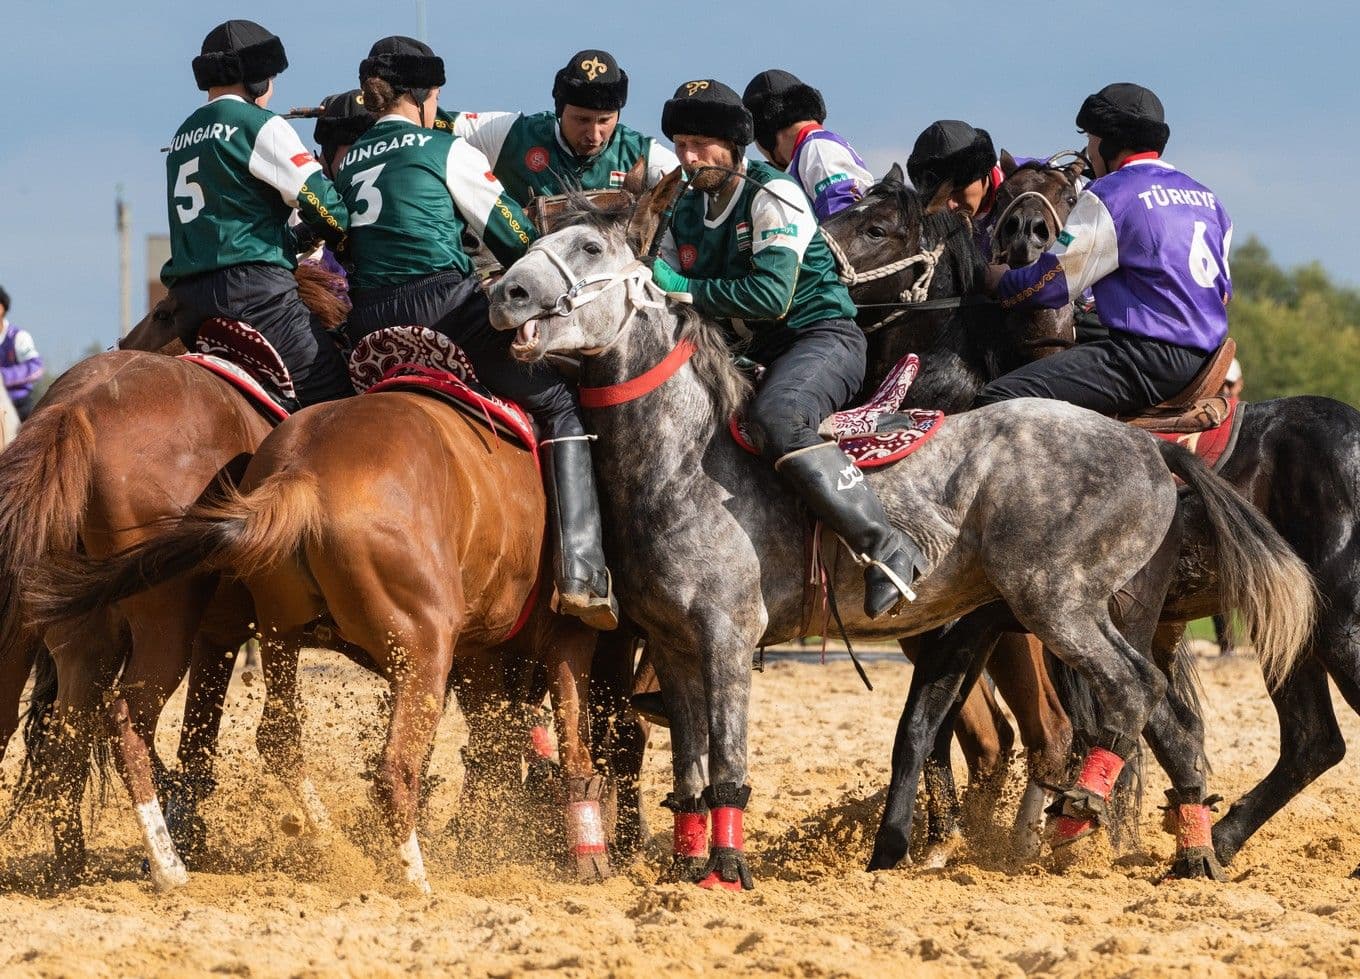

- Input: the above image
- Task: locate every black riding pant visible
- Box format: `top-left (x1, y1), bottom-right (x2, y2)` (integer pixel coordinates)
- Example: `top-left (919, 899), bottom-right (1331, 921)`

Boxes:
top-left (347, 270), bottom-right (585, 439)
top-left (169, 263), bottom-right (353, 407)
top-left (746, 317), bottom-right (867, 465)
top-left (974, 328), bottom-right (1210, 415)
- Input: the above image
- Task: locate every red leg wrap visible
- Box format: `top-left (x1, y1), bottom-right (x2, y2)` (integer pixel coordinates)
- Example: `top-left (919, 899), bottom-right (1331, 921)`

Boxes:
top-left (709, 806), bottom-right (744, 850)
top-left (529, 724), bottom-right (554, 760)
top-left (1075, 747), bottom-right (1124, 797)
top-left (1175, 804), bottom-right (1214, 851)
top-left (565, 800), bottom-right (607, 856)
top-left (673, 811), bottom-right (709, 858)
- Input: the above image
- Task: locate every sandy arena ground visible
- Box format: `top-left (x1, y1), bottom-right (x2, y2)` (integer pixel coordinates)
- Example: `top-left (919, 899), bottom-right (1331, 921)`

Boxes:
top-left (2, 641), bottom-right (1359, 977)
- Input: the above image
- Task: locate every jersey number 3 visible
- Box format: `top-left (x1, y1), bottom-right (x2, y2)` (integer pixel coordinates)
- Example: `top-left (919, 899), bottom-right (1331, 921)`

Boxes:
top-left (174, 158), bottom-right (206, 223)
top-left (349, 164), bottom-right (387, 228)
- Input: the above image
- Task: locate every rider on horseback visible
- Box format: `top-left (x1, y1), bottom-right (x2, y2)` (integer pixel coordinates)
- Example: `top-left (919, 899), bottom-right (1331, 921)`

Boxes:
top-left (907, 120), bottom-right (1005, 257)
top-left (459, 49), bottom-right (679, 206)
top-left (162, 20), bottom-right (354, 408)
top-left (976, 83), bottom-right (1232, 415)
top-left (741, 70), bottom-right (872, 220)
top-left (648, 80), bottom-right (927, 618)
top-left (313, 89), bottom-right (374, 180)
top-left (336, 37), bottom-right (619, 631)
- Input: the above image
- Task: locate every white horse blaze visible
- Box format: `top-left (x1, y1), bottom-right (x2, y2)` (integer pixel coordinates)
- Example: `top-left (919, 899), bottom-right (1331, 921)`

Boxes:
top-left (135, 800), bottom-right (189, 890)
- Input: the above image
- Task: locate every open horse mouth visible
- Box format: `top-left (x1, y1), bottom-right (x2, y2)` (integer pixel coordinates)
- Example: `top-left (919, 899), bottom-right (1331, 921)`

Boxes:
top-left (510, 319), bottom-right (542, 360)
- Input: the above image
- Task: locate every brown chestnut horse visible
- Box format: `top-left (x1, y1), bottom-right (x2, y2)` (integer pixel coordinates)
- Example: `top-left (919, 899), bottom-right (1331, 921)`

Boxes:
top-left (33, 386), bottom-right (605, 893)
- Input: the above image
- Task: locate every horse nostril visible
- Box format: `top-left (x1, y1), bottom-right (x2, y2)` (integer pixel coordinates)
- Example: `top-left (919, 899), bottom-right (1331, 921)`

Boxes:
top-left (1032, 221), bottom-right (1049, 241)
top-left (1004, 217), bottom-right (1021, 237)
top-left (506, 283), bottom-right (529, 302)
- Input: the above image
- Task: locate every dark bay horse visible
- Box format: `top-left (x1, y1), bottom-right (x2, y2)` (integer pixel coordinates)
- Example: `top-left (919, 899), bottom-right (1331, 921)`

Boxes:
top-left (828, 164), bottom-right (1360, 874)
top-left (484, 176), bottom-right (1314, 889)
top-left (32, 388), bottom-right (606, 892)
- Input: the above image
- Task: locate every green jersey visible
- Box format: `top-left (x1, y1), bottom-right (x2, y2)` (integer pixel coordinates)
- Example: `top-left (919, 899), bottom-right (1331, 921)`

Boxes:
top-left (461, 110), bottom-right (679, 206)
top-left (162, 94), bottom-right (348, 286)
top-left (662, 160), bottom-right (856, 363)
top-left (334, 115), bottom-right (536, 293)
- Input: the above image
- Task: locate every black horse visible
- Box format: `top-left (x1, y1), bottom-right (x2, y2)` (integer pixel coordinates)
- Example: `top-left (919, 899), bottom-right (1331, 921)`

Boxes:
top-left (824, 165), bottom-right (1360, 874)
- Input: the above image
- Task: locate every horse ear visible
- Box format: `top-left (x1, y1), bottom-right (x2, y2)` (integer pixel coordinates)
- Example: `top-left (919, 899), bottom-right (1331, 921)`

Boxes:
top-left (622, 155), bottom-right (649, 196)
top-left (999, 149), bottom-right (1018, 178)
top-left (1063, 158), bottom-right (1087, 184)
top-left (883, 162), bottom-right (906, 186)
top-left (923, 179), bottom-right (955, 215)
top-left (627, 166), bottom-right (685, 254)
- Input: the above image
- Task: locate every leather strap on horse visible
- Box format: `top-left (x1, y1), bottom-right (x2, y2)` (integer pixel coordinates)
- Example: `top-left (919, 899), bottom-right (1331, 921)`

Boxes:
top-left (578, 339), bottom-right (698, 408)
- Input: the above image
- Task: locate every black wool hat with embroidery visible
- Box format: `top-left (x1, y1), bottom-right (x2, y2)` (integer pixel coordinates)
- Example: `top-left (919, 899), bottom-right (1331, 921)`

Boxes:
top-left (742, 69), bottom-right (827, 155)
top-left (661, 79), bottom-right (754, 147)
top-left (192, 20), bottom-right (288, 91)
top-left (907, 120), bottom-right (996, 199)
top-left (314, 90), bottom-right (374, 152)
top-left (1077, 82), bottom-right (1170, 154)
top-left (553, 49), bottom-right (629, 115)
top-left (360, 36), bottom-right (446, 92)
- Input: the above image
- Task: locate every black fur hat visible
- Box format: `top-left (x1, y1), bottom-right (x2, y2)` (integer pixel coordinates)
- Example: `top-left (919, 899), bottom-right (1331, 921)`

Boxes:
top-left (742, 69), bottom-right (827, 154)
top-left (1076, 82), bottom-right (1170, 154)
top-left (359, 36), bottom-right (446, 92)
top-left (0, 286), bottom-right (9, 312)
top-left (314, 90), bottom-right (374, 152)
top-left (192, 20), bottom-right (288, 91)
top-left (661, 79), bottom-right (754, 147)
top-left (553, 49), bottom-right (629, 115)
top-left (907, 120), bottom-right (996, 198)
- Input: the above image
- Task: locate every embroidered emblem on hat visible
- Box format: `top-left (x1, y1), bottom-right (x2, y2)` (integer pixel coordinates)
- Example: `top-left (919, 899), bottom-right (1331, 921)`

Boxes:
top-left (685, 80), bottom-right (710, 97)
top-left (355, 94), bottom-right (365, 105)
top-left (678, 244), bottom-right (698, 270)
top-left (525, 147), bottom-right (550, 173)
top-left (580, 56), bottom-right (608, 81)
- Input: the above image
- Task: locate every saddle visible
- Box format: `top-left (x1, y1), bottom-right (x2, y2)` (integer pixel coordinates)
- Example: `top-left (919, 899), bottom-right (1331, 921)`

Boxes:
top-left (526, 190), bottom-right (632, 234)
top-left (1120, 338), bottom-right (1236, 434)
top-left (349, 326), bottom-right (538, 458)
top-left (179, 317), bottom-right (296, 423)
top-left (730, 353), bottom-right (945, 468)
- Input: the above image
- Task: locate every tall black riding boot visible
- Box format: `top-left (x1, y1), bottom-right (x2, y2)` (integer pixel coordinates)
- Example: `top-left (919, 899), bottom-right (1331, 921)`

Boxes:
top-left (542, 436), bottom-right (619, 631)
top-left (776, 442), bottom-right (929, 619)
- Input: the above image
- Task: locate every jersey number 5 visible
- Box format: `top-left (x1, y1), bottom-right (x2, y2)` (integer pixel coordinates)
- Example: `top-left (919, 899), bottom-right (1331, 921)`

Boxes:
top-left (349, 164), bottom-right (386, 228)
top-left (174, 158), bottom-right (206, 223)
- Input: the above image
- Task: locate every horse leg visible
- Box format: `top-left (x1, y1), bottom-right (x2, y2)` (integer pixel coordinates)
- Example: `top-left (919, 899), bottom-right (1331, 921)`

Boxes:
top-left (649, 640), bottom-right (710, 884)
top-left (0, 640), bottom-right (38, 762)
top-left (449, 645), bottom-right (523, 832)
top-left (541, 618), bottom-right (609, 881)
top-left (588, 628), bottom-right (649, 859)
top-left (952, 671), bottom-right (1015, 839)
top-left (988, 634), bottom-right (1071, 858)
top-left (255, 631), bottom-right (334, 836)
top-left (374, 637), bottom-right (454, 895)
top-left (1212, 637), bottom-right (1345, 867)
top-left (868, 604), bottom-right (1009, 871)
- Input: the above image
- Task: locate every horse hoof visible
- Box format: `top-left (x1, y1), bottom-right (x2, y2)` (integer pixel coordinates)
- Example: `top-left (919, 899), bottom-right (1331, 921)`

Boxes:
top-left (1165, 846), bottom-right (1227, 883)
top-left (922, 831), bottom-right (962, 870)
top-left (573, 850), bottom-right (612, 882)
top-left (866, 833), bottom-right (910, 871)
top-left (148, 857), bottom-right (190, 891)
top-left (661, 854), bottom-right (710, 884)
top-left (697, 847), bottom-right (754, 891)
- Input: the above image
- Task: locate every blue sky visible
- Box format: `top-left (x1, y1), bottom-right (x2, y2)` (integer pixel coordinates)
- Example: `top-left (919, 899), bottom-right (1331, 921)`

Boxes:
top-left (2, 0), bottom-right (1354, 370)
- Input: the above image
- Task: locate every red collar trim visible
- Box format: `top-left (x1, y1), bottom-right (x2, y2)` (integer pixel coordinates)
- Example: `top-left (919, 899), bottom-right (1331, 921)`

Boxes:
top-left (1118, 151), bottom-right (1161, 169)
top-left (977, 164), bottom-right (1004, 217)
top-left (577, 340), bottom-right (697, 409)
top-left (792, 122), bottom-right (823, 153)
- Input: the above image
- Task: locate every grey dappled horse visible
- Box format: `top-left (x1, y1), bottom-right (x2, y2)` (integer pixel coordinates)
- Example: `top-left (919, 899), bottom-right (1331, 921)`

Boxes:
top-left (487, 176), bottom-right (1315, 889)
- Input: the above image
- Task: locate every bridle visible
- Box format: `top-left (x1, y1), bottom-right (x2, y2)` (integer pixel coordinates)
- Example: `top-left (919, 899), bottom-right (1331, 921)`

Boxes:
top-left (821, 229), bottom-right (949, 332)
top-left (523, 239), bottom-right (667, 356)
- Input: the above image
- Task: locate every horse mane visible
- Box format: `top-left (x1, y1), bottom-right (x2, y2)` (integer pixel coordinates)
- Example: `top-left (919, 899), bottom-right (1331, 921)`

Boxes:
top-left (554, 191), bottom-right (753, 421)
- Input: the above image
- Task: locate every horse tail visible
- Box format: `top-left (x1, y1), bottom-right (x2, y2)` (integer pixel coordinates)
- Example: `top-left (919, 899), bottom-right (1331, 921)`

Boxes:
top-left (28, 470), bottom-right (323, 630)
top-left (1157, 440), bottom-right (1317, 689)
top-left (0, 404), bottom-right (97, 702)
top-left (0, 646), bottom-right (59, 832)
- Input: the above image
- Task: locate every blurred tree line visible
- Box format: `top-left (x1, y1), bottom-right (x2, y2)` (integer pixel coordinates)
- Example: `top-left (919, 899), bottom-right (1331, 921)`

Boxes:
top-left (1229, 236), bottom-right (1360, 406)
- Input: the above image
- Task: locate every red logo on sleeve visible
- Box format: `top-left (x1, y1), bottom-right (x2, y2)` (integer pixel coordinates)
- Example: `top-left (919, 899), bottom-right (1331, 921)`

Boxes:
top-left (290, 153), bottom-right (314, 168)
top-left (678, 244), bottom-right (698, 271)
top-left (525, 147), bottom-right (550, 173)
top-left (484, 170), bottom-right (497, 182)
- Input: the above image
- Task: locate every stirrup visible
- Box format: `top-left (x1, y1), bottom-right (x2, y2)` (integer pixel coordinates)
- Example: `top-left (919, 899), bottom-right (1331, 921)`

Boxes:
top-left (853, 551), bottom-right (917, 604)
top-left (551, 568), bottom-right (620, 631)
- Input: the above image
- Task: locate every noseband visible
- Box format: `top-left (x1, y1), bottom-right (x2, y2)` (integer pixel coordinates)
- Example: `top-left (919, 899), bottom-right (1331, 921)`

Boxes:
top-left (821, 229), bottom-right (947, 331)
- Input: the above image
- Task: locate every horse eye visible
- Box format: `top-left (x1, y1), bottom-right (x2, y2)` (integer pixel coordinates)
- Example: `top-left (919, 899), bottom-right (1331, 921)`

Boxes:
top-left (866, 225), bottom-right (886, 240)
top-left (583, 241), bottom-right (603, 255)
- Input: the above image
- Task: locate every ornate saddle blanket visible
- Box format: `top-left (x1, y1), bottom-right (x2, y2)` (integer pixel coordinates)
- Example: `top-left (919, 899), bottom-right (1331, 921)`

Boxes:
top-left (178, 318), bottom-right (295, 424)
top-left (1149, 397), bottom-right (1243, 475)
top-left (350, 326), bottom-right (538, 460)
top-left (730, 352), bottom-right (946, 468)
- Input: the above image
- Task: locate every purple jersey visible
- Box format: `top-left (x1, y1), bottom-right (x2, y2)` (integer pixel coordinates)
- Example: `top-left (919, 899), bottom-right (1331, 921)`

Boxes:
top-left (997, 158), bottom-right (1232, 353)
top-left (787, 126), bottom-right (873, 221)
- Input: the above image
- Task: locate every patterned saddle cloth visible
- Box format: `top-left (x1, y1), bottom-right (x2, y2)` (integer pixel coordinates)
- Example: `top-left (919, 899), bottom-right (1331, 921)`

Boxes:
top-left (349, 326), bottom-right (538, 457)
top-left (178, 317), bottom-right (296, 424)
top-left (730, 352), bottom-right (945, 468)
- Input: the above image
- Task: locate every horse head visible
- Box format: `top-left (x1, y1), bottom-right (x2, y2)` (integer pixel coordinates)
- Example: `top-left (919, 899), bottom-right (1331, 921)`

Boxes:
top-left (490, 168), bottom-right (686, 363)
top-left (990, 150), bottom-right (1085, 267)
